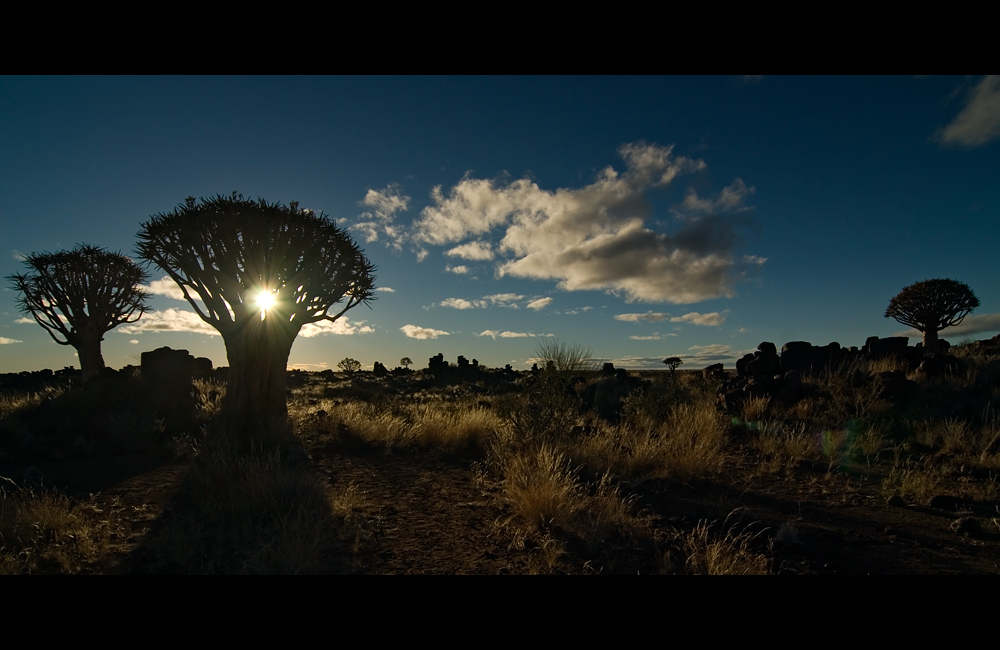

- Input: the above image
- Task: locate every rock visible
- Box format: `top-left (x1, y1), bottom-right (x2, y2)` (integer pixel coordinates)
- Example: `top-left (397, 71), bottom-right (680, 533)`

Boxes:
top-left (703, 363), bottom-right (725, 381)
top-left (929, 494), bottom-right (963, 511)
top-left (950, 517), bottom-right (980, 536)
top-left (886, 495), bottom-right (907, 507)
top-left (781, 341), bottom-right (814, 373)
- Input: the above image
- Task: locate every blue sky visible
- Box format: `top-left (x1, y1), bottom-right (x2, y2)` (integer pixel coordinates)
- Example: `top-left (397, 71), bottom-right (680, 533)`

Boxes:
top-left (2, 75), bottom-right (998, 372)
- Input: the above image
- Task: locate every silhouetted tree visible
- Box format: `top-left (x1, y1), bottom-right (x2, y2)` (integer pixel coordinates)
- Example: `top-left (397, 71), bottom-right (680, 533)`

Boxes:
top-left (137, 193), bottom-right (376, 438)
top-left (400, 357), bottom-right (412, 369)
top-left (885, 279), bottom-right (979, 354)
top-left (338, 358), bottom-right (361, 373)
top-left (663, 356), bottom-right (683, 377)
top-left (7, 244), bottom-right (148, 382)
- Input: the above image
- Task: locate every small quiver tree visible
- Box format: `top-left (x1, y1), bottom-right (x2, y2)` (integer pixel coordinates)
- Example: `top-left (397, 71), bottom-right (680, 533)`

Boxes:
top-left (137, 194), bottom-right (376, 441)
top-left (400, 357), bottom-right (412, 369)
top-left (7, 244), bottom-right (149, 382)
top-left (663, 356), bottom-right (683, 377)
top-left (338, 358), bottom-right (361, 374)
top-left (885, 279), bottom-right (979, 355)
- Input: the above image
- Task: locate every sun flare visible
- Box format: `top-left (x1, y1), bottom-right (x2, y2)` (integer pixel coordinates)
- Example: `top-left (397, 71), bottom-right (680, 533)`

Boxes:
top-left (254, 289), bottom-right (277, 313)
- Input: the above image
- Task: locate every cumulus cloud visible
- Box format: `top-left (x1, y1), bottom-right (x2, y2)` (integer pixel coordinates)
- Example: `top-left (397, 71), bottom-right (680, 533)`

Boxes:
top-left (379, 287), bottom-right (396, 293)
top-left (479, 330), bottom-right (550, 340)
top-left (446, 241), bottom-right (494, 260)
top-left (445, 265), bottom-right (469, 274)
top-left (629, 332), bottom-right (677, 340)
top-left (893, 312), bottom-right (1000, 340)
top-left (440, 297), bottom-right (486, 310)
top-left (14, 317), bottom-right (34, 324)
top-left (401, 324), bottom-right (450, 339)
top-left (142, 276), bottom-right (187, 301)
top-left (300, 318), bottom-right (374, 337)
top-left (129, 339), bottom-right (139, 344)
top-left (615, 310), bottom-right (728, 325)
top-left (935, 75), bottom-right (1000, 148)
top-left (409, 142), bottom-right (759, 304)
top-left (526, 297), bottom-right (553, 311)
top-left (676, 179), bottom-right (755, 215)
top-left (117, 308), bottom-right (220, 336)
top-left (0, 336), bottom-right (22, 344)
top-left (485, 293), bottom-right (523, 307)
top-left (352, 184), bottom-right (411, 248)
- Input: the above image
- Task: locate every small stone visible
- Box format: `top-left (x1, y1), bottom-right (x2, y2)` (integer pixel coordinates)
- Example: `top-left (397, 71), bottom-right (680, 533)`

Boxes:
top-left (886, 494), bottom-right (907, 507)
top-left (951, 517), bottom-right (980, 536)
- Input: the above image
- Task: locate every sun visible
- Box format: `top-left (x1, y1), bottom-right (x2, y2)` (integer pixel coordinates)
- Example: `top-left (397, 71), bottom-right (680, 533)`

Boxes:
top-left (254, 289), bottom-right (277, 314)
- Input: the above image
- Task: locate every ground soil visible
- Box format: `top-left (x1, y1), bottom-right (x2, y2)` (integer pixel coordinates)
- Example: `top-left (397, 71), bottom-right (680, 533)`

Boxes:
top-left (39, 440), bottom-right (1000, 574)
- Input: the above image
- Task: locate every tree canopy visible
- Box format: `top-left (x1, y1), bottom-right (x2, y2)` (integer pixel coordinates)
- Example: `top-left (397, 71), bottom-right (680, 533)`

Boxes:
top-left (885, 278), bottom-right (979, 352)
top-left (7, 244), bottom-right (148, 381)
top-left (136, 193), bottom-right (376, 440)
top-left (137, 193), bottom-right (375, 336)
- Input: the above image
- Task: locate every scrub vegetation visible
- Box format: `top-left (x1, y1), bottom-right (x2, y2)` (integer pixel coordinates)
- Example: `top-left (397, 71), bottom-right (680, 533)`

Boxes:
top-left (4, 335), bottom-right (1000, 574)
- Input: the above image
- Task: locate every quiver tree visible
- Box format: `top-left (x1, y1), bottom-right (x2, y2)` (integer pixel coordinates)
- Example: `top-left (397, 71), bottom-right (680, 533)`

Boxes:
top-left (137, 193), bottom-right (376, 439)
top-left (663, 356), bottom-right (683, 377)
top-left (7, 244), bottom-right (149, 382)
top-left (885, 278), bottom-right (979, 354)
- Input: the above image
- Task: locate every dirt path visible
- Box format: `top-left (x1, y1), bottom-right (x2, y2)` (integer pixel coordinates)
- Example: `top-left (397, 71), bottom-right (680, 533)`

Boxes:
top-left (312, 448), bottom-right (534, 574)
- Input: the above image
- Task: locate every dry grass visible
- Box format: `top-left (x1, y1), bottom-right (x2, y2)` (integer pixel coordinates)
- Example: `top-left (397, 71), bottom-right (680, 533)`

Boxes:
top-left (0, 485), bottom-right (125, 574)
top-left (0, 386), bottom-right (64, 419)
top-left (662, 517), bottom-right (770, 575)
top-left (291, 398), bottom-right (503, 453)
top-left (741, 395), bottom-right (771, 422)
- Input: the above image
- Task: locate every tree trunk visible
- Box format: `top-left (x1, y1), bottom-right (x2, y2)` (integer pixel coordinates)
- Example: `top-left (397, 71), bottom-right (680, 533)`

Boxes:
top-left (221, 316), bottom-right (299, 443)
top-left (922, 329), bottom-right (940, 355)
top-left (76, 334), bottom-right (106, 383)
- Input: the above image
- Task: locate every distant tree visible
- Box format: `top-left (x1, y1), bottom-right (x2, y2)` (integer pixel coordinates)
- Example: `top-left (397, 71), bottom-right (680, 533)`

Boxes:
top-left (137, 193), bottom-right (376, 439)
top-left (7, 244), bottom-right (149, 382)
top-left (885, 279), bottom-right (979, 354)
top-left (400, 357), bottom-right (412, 369)
top-left (338, 358), bottom-right (361, 373)
top-left (663, 356), bottom-right (683, 377)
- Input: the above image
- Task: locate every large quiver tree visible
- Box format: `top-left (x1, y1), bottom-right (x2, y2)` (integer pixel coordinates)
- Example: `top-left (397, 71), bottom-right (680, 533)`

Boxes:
top-left (136, 193), bottom-right (376, 440)
top-left (7, 244), bottom-right (149, 382)
top-left (884, 278), bottom-right (979, 354)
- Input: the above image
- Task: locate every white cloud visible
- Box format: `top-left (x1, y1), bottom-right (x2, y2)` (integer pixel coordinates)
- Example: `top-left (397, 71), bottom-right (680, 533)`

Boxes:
top-left (485, 293), bottom-right (523, 307)
top-left (440, 297), bottom-right (486, 310)
top-left (401, 324), bottom-right (450, 339)
top-left (409, 143), bottom-right (758, 304)
top-left (526, 297), bottom-right (553, 311)
top-left (14, 317), bottom-right (34, 324)
top-left (288, 362), bottom-right (330, 371)
top-left (893, 312), bottom-right (1000, 340)
top-left (379, 287), bottom-right (396, 293)
top-left (129, 339), bottom-right (139, 344)
top-left (116, 308), bottom-right (220, 336)
top-left (446, 240), bottom-right (494, 260)
top-left (300, 318), bottom-right (374, 337)
top-left (352, 184), bottom-right (411, 248)
top-left (479, 330), bottom-right (549, 339)
top-left (141, 276), bottom-right (187, 301)
top-left (0, 336), bottom-right (22, 344)
top-left (12, 250), bottom-right (27, 261)
top-left (936, 75), bottom-right (1000, 148)
top-left (630, 335), bottom-right (663, 341)
top-left (615, 310), bottom-right (727, 325)
top-left (445, 265), bottom-right (470, 274)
